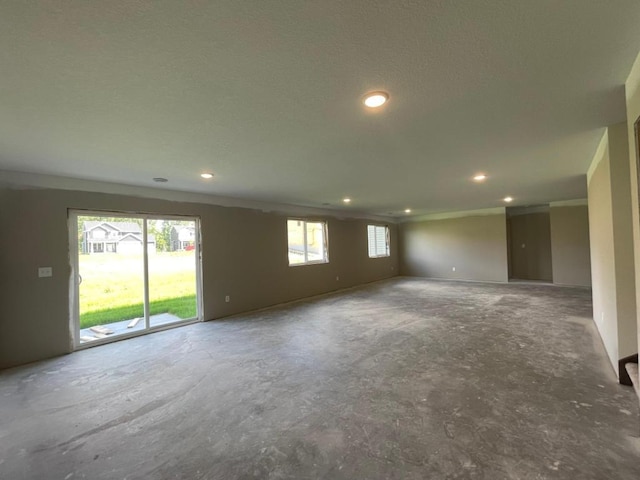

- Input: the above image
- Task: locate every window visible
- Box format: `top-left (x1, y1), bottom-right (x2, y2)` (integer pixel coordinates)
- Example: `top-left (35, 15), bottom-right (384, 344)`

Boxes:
top-left (367, 225), bottom-right (390, 258)
top-left (287, 219), bottom-right (328, 265)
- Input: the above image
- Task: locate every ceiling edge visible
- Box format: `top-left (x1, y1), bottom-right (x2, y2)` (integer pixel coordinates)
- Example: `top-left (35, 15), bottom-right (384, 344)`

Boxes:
top-left (549, 199), bottom-right (588, 207)
top-left (400, 207), bottom-right (506, 223)
top-left (0, 169), bottom-right (397, 224)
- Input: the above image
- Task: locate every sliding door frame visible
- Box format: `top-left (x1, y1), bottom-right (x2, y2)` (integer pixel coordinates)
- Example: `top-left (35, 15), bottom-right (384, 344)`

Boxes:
top-left (68, 209), bottom-right (203, 350)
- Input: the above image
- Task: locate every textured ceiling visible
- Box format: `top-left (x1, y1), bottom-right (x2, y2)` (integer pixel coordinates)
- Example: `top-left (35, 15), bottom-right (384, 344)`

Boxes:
top-left (2, 1), bottom-right (640, 217)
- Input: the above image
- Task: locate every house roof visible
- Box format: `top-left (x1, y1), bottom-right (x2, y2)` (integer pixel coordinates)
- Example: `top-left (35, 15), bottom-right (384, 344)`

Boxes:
top-left (84, 221), bottom-right (141, 233)
top-left (2, 2), bottom-right (640, 216)
top-left (118, 233), bottom-right (156, 243)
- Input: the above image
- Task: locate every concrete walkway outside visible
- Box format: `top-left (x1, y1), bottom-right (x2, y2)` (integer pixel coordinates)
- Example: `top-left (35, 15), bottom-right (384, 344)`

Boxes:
top-left (79, 312), bottom-right (183, 342)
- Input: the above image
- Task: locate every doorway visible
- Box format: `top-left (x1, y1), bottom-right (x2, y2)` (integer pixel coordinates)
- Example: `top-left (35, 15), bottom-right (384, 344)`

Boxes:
top-left (506, 205), bottom-right (553, 282)
top-left (69, 211), bottom-right (202, 347)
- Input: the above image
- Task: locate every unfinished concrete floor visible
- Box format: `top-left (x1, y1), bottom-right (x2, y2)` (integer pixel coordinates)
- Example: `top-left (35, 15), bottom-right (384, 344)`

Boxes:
top-left (1, 278), bottom-right (639, 479)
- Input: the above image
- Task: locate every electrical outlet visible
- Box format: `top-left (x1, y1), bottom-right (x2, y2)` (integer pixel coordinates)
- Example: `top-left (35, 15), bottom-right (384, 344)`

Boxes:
top-left (38, 267), bottom-right (52, 278)
top-left (225, 295), bottom-right (230, 303)
top-left (452, 267), bottom-right (456, 272)
top-left (336, 276), bottom-right (339, 281)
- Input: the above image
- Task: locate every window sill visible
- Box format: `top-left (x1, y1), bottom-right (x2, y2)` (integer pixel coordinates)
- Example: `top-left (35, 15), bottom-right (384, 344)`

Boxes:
top-left (288, 260), bottom-right (329, 267)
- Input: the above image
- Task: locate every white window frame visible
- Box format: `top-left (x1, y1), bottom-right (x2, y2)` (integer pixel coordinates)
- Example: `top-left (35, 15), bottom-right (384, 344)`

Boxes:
top-left (367, 224), bottom-right (390, 258)
top-left (68, 209), bottom-right (204, 350)
top-left (287, 219), bottom-right (329, 266)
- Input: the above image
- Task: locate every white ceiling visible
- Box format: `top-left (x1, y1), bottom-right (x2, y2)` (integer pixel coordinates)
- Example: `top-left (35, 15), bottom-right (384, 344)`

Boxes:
top-left (2, 1), bottom-right (640, 217)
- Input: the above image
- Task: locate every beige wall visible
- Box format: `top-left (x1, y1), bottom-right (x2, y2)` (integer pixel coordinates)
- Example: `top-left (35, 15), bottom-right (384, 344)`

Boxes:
top-left (549, 204), bottom-right (591, 287)
top-left (0, 187), bottom-right (398, 369)
top-left (608, 122), bottom-right (637, 361)
top-left (399, 213), bottom-right (508, 283)
top-left (0, 187), bottom-right (11, 366)
top-left (627, 52), bottom-right (640, 365)
top-left (508, 212), bottom-right (553, 282)
top-left (587, 122), bottom-right (638, 375)
top-left (587, 143), bottom-right (619, 372)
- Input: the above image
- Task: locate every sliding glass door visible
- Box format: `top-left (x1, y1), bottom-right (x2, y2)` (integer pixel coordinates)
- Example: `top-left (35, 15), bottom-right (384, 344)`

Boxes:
top-left (70, 211), bottom-right (202, 347)
top-left (147, 219), bottom-right (199, 328)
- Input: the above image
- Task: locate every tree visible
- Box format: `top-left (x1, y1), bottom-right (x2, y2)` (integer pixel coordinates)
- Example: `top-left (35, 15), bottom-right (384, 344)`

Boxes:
top-left (148, 220), bottom-right (168, 252)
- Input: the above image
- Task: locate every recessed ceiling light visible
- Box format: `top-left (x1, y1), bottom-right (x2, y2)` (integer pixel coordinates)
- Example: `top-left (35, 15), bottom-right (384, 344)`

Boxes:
top-left (404, 208), bottom-right (412, 213)
top-left (343, 197), bottom-right (351, 204)
top-left (153, 177), bottom-right (168, 183)
top-left (473, 174), bottom-right (487, 182)
top-left (504, 196), bottom-right (513, 203)
top-left (363, 91), bottom-right (389, 108)
top-left (200, 173), bottom-right (214, 179)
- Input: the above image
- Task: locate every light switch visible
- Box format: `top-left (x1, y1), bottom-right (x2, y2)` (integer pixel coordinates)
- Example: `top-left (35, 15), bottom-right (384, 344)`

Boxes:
top-left (38, 267), bottom-right (52, 278)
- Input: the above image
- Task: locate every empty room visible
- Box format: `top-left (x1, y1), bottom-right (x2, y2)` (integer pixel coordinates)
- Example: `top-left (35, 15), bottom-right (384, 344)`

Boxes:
top-left (2, 1), bottom-right (640, 479)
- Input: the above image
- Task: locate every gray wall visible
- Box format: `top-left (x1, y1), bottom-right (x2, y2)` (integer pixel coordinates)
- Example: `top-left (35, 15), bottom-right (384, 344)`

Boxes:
top-left (0, 187), bottom-right (398, 369)
top-left (508, 212), bottom-right (553, 281)
top-left (549, 205), bottom-right (591, 287)
top-left (399, 213), bottom-right (508, 282)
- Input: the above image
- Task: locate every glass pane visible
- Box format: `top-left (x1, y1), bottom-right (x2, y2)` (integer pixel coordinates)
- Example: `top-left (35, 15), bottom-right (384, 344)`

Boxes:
top-left (78, 215), bottom-right (145, 344)
top-left (367, 225), bottom-right (376, 257)
top-left (306, 222), bottom-right (326, 262)
top-left (148, 219), bottom-right (199, 328)
top-left (368, 225), bottom-right (389, 257)
top-left (287, 220), bottom-right (306, 265)
top-left (375, 226), bottom-right (388, 256)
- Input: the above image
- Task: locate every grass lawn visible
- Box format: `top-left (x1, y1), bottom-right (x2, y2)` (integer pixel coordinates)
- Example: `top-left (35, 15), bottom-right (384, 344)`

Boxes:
top-left (79, 251), bottom-right (197, 328)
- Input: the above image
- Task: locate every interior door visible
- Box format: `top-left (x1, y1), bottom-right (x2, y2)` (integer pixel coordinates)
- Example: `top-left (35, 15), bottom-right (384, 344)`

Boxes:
top-left (508, 212), bottom-right (553, 281)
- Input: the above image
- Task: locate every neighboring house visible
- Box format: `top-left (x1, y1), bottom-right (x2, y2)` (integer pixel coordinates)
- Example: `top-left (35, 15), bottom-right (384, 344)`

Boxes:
top-left (170, 226), bottom-right (196, 251)
top-left (82, 221), bottom-right (156, 254)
